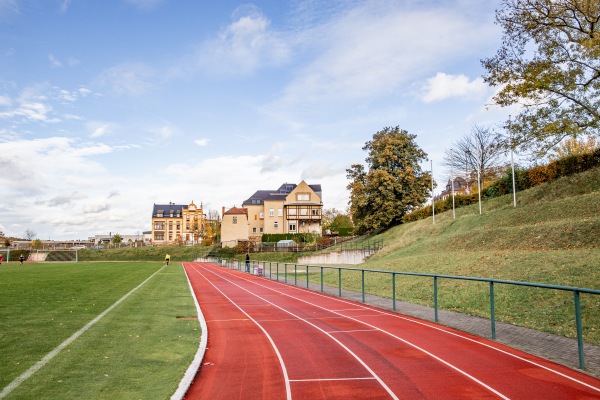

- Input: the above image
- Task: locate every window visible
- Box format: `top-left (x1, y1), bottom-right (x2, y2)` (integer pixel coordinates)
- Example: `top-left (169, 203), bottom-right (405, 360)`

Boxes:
top-left (300, 208), bottom-right (308, 215)
top-left (154, 222), bottom-right (164, 230)
top-left (176, 223), bottom-right (180, 230)
top-left (274, 221), bottom-right (278, 230)
top-left (296, 193), bottom-right (310, 201)
top-left (260, 212), bottom-right (264, 219)
top-left (289, 223), bottom-right (296, 232)
top-left (269, 208), bottom-right (274, 217)
top-left (154, 232), bottom-right (164, 240)
top-left (233, 216), bottom-right (237, 224)
top-left (253, 227), bottom-right (256, 233)
top-left (278, 208), bottom-right (282, 217)
top-left (312, 209), bottom-right (320, 216)
top-left (288, 208), bottom-right (297, 215)
top-left (259, 227), bottom-right (263, 233)
top-left (157, 210), bottom-right (164, 217)
top-left (168, 222), bottom-right (173, 230)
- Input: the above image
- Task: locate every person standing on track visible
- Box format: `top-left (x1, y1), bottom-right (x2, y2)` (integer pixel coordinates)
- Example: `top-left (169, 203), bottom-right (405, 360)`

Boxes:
top-left (19, 254), bottom-right (24, 265)
top-left (165, 253), bottom-right (170, 265)
top-left (245, 252), bottom-right (250, 273)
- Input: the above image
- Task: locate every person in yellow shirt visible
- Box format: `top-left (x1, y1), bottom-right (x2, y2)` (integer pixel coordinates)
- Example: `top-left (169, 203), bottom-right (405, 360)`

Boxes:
top-left (165, 253), bottom-right (170, 265)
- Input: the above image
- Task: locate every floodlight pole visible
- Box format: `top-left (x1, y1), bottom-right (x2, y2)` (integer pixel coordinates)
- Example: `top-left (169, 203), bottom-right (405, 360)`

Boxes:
top-left (431, 159), bottom-right (435, 224)
top-left (509, 115), bottom-right (517, 208)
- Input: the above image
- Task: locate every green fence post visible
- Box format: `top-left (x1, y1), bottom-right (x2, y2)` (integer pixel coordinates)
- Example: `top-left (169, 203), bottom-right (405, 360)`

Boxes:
top-left (276, 262), bottom-right (279, 282)
top-left (574, 290), bottom-right (585, 370)
top-left (338, 268), bottom-right (342, 297)
top-left (361, 270), bottom-right (365, 303)
top-left (285, 263), bottom-right (288, 283)
top-left (306, 265), bottom-right (310, 288)
top-left (392, 273), bottom-right (396, 311)
top-left (434, 276), bottom-right (439, 322)
top-left (490, 281), bottom-right (496, 340)
top-left (320, 267), bottom-right (324, 292)
top-left (294, 265), bottom-right (297, 286)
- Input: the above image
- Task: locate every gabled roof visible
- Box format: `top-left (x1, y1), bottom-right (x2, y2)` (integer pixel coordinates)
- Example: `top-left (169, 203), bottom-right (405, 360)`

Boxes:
top-left (242, 182), bottom-right (322, 206)
top-left (152, 203), bottom-right (187, 218)
top-left (224, 207), bottom-right (248, 215)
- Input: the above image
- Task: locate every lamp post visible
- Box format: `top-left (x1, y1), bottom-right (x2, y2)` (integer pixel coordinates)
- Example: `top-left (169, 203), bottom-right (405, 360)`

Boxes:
top-left (509, 115), bottom-right (517, 208)
top-left (466, 149), bottom-right (482, 215)
top-left (451, 149), bottom-right (456, 220)
top-left (431, 159), bottom-right (435, 224)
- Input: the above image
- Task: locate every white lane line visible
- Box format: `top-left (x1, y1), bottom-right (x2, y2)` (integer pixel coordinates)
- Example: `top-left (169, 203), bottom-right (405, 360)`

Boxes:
top-left (171, 263), bottom-right (209, 400)
top-left (265, 278), bottom-right (600, 394)
top-left (212, 265), bottom-right (509, 400)
top-left (328, 329), bottom-right (379, 334)
top-left (290, 377), bottom-right (377, 382)
top-left (0, 264), bottom-right (168, 400)
top-left (232, 266), bottom-right (600, 395)
top-left (198, 264), bottom-right (399, 400)
top-left (188, 263), bottom-right (292, 400)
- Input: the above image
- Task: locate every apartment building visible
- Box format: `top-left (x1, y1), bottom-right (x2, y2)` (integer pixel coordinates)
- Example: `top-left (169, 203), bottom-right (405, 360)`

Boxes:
top-left (151, 201), bottom-right (206, 245)
top-left (221, 181), bottom-right (323, 247)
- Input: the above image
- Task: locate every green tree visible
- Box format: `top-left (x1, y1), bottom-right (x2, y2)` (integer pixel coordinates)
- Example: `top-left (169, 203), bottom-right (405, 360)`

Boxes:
top-left (346, 127), bottom-right (431, 233)
top-left (111, 234), bottom-right (123, 247)
top-left (482, 0), bottom-right (600, 155)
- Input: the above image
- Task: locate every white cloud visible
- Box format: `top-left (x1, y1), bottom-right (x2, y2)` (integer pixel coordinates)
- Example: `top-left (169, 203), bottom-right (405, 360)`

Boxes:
top-left (83, 200), bottom-right (111, 214)
top-left (49, 54), bottom-right (62, 68)
top-left (0, 95), bottom-right (11, 106)
top-left (194, 138), bottom-right (209, 147)
top-left (95, 62), bottom-right (156, 96)
top-left (421, 72), bottom-right (488, 103)
top-left (270, 3), bottom-right (497, 114)
top-left (194, 5), bottom-right (291, 76)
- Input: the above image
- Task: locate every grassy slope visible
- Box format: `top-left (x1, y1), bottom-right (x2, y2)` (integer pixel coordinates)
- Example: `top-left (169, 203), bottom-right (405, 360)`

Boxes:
top-left (353, 166), bottom-right (600, 342)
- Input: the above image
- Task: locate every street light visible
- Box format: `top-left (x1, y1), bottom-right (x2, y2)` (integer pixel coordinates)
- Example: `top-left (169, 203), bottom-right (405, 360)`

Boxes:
top-left (509, 115), bottom-right (517, 208)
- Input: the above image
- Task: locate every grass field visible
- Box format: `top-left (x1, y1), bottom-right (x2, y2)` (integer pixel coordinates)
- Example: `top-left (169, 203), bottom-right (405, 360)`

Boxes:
top-left (0, 262), bottom-right (199, 400)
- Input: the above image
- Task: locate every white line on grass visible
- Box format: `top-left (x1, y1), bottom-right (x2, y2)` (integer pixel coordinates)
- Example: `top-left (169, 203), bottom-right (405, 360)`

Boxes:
top-left (0, 264), bottom-right (168, 399)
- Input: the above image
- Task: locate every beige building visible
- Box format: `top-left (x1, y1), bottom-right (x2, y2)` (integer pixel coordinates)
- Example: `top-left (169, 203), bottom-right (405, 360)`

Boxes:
top-left (151, 201), bottom-right (206, 245)
top-left (221, 181), bottom-right (323, 247)
top-left (220, 207), bottom-right (249, 248)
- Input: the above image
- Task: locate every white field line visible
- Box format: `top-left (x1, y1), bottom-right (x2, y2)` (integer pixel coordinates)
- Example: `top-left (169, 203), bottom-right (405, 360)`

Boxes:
top-left (0, 264), bottom-right (168, 399)
top-left (197, 264), bottom-right (399, 400)
top-left (213, 265), bottom-right (508, 400)
top-left (171, 263), bottom-right (208, 400)
top-left (188, 264), bottom-right (292, 400)
top-left (289, 377), bottom-right (377, 382)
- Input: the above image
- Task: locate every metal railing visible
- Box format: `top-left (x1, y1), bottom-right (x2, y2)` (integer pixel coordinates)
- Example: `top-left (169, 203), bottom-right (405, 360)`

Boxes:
top-left (203, 257), bottom-right (600, 372)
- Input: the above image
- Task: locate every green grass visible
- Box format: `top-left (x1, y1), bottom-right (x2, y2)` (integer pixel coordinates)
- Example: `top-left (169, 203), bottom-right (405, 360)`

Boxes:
top-left (259, 167), bottom-right (600, 344)
top-left (0, 262), bottom-right (199, 400)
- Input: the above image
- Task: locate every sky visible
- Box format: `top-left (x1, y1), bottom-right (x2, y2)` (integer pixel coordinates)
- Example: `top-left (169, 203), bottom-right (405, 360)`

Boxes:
top-left (0, 0), bottom-right (515, 241)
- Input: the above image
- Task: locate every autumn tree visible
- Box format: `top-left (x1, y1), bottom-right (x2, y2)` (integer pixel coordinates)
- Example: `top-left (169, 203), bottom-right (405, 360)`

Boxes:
top-left (111, 233), bottom-right (123, 247)
top-left (482, 0), bottom-right (600, 155)
top-left (442, 125), bottom-right (505, 188)
top-left (346, 127), bottom-right (431, 233)
top-left (548, 134), bottom-right (599, 160)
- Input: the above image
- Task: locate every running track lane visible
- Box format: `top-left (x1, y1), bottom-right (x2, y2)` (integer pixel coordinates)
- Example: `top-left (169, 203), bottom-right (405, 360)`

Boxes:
top-left (182, 262), bottom-right (600, 399)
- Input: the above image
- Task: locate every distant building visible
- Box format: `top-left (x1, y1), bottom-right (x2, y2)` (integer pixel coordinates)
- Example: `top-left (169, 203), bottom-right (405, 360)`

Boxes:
top-left (436, 177), bottom-right (469, 200)
top-left (151, 201), bottom-right (206, 246)
top-left (221, 181), bottom-right (323, 248)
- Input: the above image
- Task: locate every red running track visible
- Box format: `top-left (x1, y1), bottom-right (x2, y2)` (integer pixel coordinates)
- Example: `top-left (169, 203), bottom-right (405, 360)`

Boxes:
top-left (182, 262), bottom-right (600, 399)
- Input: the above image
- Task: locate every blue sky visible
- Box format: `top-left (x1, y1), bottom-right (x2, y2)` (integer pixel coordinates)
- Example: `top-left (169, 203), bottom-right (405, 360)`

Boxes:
top-left (0, 0), bottom-right (514, 240)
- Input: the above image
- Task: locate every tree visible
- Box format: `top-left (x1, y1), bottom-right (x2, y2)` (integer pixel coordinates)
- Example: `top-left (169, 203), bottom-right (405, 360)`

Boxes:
top-left (322, 208), bottom-right (353, 234)
top-left (548, 134), bottom-right (599, 160)
top-left (111, 234), bottom-right (123, 247)
top-left (442, 125), bottom-right (505, 189)
top-left (24, 229), bottom-right (37, 241)
top-left (482, 0), bottom-right (600, 155)
top-left (346, 127), bottom-right (431, 233)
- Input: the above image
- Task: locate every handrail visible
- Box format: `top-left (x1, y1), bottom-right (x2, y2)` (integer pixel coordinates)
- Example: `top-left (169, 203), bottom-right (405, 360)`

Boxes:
top-left (206, 257), bottom-right (599, 371)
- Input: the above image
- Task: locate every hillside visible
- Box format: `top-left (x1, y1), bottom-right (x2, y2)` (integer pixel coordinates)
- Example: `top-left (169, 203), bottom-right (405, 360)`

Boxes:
top-left (352, 166), bottom-right (600, 344)
top-left (362, 165), bottom-right (600, 288)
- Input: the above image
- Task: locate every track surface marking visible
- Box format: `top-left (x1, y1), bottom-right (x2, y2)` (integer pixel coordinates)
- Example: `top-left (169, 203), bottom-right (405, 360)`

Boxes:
top-left (183, 262), bottom-right (600, 399)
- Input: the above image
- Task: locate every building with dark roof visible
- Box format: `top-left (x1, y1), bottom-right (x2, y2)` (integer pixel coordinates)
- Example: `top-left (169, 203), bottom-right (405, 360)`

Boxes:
top-left (151, 201), bottom-right (206, 245)
top-left (221, 181), bottom-right (323, 247)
